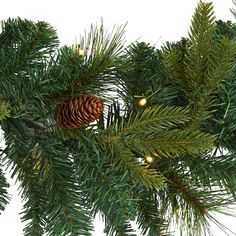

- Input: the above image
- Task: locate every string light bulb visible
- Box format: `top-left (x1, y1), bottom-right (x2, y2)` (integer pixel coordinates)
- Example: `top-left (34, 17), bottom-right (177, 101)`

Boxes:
top-left (145, 155), bottom-right (154, 163)
top-left (78, 48), bottom-right (86, 57)
top-left (138, 97), bottom-right (147, 107)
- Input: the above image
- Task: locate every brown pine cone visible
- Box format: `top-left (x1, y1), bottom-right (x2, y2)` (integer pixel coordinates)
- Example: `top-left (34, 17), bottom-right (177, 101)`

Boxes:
top-left (55, 95), bottom-right (104, 129)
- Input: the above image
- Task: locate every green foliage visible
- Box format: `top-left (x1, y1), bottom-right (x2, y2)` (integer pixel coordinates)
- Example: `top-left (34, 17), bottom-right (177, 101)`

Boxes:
top-left (47, 24), bottom-right (126, 103)
top-left (1, 1), bottom-right (236, 236)
top-left (216, 20), bottom-right (236, 39)
top-left (74, 135), bottom-right (138, 236)
top-left (0, 165), bottom-right (10, 214)
top-left (79, 23), bottom-right (126, 73)
top-left (103, 103), bottom-right (214, 158)
top-left (0, 100), bottom-right (10, 121)
top-left (0, 17), bottom-right (59, 78)
top-left (163, 1), bottom-right (236, 128)
top-left (119, 42), bottom-right (162, 99)
top-left (135, 189), bottom-right (169, 236)
top-left (153, 155), bottom-right (235, 236)
top-left (2, 119), bottom-right (93, 236)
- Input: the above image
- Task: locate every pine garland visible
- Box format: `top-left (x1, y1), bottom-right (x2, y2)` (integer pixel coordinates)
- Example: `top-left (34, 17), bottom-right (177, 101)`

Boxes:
top-left (1, 1), bottom-right (236, 236)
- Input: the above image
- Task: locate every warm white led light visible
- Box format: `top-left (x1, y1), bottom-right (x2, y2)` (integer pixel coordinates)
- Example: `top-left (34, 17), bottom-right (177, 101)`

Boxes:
top-left (139, 98), bottom-right (147, 107)
top-left (78, 48), bottom-right (86, 56)
top-left (145, 155), bottom-right (154, 163)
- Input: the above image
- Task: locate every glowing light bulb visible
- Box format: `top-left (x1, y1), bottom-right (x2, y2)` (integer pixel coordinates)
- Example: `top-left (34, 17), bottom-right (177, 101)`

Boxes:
top-left (145, 155), bottom-right (154, 163)
top-left (78, 48), bottom-right (86, 57)
top-left (138, 98), bottom-right (147, 107)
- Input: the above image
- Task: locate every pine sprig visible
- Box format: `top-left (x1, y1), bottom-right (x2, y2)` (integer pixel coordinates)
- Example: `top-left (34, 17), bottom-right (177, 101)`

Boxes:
top-left (37, 139), bottom-right (93, 236)
top-left (163, 1), bottom-right (236, 128)
top-left (158, 170), bottom-right (231, 236)
top-left (186, 1), bottom-right (215, 86)
top-left (104, 104), bottom-right (190, 135)
top-left (96, 137), bottom-right (167, 190)
top-left (2, 119), bottom-right (93, 235)
top-left (103, 103), bottom-right (214, 158)
top-left (78, 23), bottom-right (126, 98)
top-left (103, 218), bottom-right (136, 236)
top-left (181, 153), bottom-right (236, 198)
top-left (80, 23), bottom-right (126, 73)
top-left (0, 166), bottom-right (10, 213)
top-left (20, 181), bottom-right (47, 236)
top-left (208, 37), bottom-right (236, 83)
top-left (2, 121), bottom-right (47, 234)
top-left (118, 42), bottom-right (163, 103)
top-left (126, 129), bottom-right (215, 158)
top-left (123, 105), bottom-right (190, 135)
top-left (135, 189), bottom-right (169, 236)
top-left (74, 140), bottom-right (138, 235)
top-left (0, 18), bottom-right (59, 78)
top-left (53, 104), bottom-right (168, 191)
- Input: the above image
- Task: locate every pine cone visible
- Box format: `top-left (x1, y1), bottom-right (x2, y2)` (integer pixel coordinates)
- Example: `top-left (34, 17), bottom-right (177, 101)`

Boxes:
top-left (55, 95), bottom-right (104, 129)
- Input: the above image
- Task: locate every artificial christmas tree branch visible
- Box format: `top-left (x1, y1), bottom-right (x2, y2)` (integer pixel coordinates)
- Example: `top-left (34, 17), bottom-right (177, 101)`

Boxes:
top-left (0, 166), bottom-right (10, 212)
top-left (163, 1), bottom-right (236, 129)
top-left (136, 189), bottom-right (168, 236)
top-left (1, 1), bottom-right (236, 236)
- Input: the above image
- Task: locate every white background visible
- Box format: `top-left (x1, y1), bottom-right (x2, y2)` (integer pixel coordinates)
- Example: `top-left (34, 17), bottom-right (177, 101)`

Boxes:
top-left (1, 0), bottom-right (236, 235)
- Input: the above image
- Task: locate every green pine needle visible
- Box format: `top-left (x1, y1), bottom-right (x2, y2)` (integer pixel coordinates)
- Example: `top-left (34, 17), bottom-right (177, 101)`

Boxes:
top-left (0, 100), bottom-right (11, 121)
